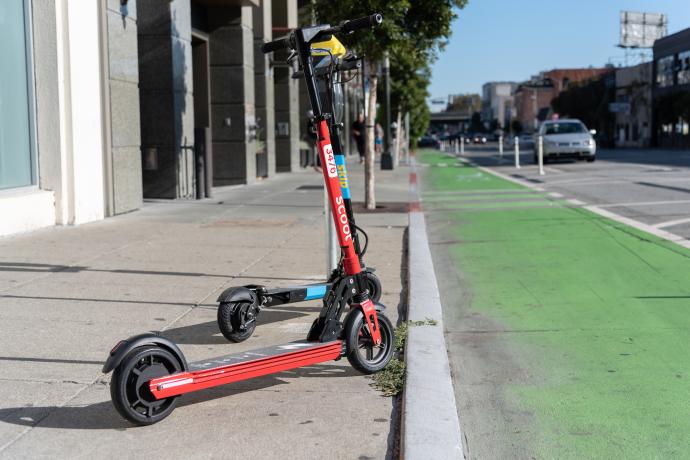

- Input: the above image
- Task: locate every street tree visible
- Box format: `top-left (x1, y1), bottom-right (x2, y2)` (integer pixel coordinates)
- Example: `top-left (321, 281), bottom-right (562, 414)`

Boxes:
top-left (446, 93), bottom-right (482, 113)
top-left (470, 111), bottom-right (482, 132)
top-left (312, 0), bottom-right (467, 209)
top-left (551, 76), bottom-right (615, 143)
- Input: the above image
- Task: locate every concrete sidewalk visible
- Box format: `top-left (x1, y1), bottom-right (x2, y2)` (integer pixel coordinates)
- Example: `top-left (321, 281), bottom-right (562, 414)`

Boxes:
top-left (0, 158), bottom-right (409, 459)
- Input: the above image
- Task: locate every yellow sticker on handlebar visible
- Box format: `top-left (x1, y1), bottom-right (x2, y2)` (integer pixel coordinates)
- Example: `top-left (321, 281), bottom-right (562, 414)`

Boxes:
top-left (311, 36), bottom-right (347, 58)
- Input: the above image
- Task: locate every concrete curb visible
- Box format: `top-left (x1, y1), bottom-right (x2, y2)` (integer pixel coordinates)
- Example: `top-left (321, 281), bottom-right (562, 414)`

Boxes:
top-left (402, 156), bottom-right (464, 459)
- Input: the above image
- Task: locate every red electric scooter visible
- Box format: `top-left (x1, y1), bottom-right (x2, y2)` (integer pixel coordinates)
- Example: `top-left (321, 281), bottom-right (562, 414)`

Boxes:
top-left (102, 13), bottom-right (394, 425)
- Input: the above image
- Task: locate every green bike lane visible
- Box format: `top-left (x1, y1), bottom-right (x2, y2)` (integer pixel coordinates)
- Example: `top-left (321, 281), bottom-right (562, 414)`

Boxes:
top-left (418, 150), bottom-right (690, 460)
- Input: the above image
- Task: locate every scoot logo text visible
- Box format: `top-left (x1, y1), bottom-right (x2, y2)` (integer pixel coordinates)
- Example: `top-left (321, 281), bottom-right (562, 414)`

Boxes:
top-left (335, 196), bottom-right (352, 242)
top-left (324, 144), bottom-right (337, 178)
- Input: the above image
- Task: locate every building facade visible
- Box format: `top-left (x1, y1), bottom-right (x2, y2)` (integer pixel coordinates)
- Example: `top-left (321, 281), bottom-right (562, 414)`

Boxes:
top-left (481, 82), bottom-right (517, 130)
top-left (514, 68), bottom-right (611, 133)
top-left (652, 27), bottom-right (690, 148)
top-left (613, 62), bottom-right (652, 148)
top-left (0, 0), bottom-right (304, 237)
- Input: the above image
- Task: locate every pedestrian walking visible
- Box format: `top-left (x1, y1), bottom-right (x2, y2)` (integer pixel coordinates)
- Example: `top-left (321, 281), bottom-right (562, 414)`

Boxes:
top-left (375, 123), bottom-right (383, 154)
top-left (352, 113), bottom-right (366, 163)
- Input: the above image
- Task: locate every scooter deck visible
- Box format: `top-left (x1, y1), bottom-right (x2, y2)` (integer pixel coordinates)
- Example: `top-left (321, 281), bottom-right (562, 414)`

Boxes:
top-left (262, 283), bottom-right (330, 306)
top-left (149, 340), bottom-right (343, 399)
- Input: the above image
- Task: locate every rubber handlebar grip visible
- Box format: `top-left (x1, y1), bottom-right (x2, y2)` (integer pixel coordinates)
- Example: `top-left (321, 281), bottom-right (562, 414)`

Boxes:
top-left (341, 14), bottom-right (383, 33)
top-left (261, 37), bottom-right (289, 54)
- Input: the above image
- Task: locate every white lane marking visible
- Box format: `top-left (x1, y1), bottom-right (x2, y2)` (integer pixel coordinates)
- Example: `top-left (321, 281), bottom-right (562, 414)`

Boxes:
top-left (584, 205), bottom-right (690, 250)
top-left (544, 178), bottom-right (690, 188)
top-left (593, 199), bottom-right (690, 208)
top-left (470, 161), bottom-right (690, 250)
top-left (548, 192), bottom-right (564, 198)
top-left (653, 217), bottom-right (690, 229)
top-left (542, 178), bottom-right (629, 186)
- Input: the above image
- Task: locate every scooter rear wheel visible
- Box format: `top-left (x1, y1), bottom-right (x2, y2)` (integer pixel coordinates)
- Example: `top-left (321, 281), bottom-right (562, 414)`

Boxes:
top-left (344, 309), bottom-right (394, 374)
top-left (110, 345), bottom-right (182, 425)
top-left (217, 301), bottom-right (257, 343)
top-left (364, 271), bottom-right (382, 303)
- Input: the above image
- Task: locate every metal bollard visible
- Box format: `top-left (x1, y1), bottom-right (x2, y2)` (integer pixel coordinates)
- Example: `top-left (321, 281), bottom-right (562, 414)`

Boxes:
top-left (461, 137), bottom-right (465, 156)
top-left (499, 135), bottom-right (503, 160)
top-left (514, 136), bottom-right (520, 169)
top-left (454, 138), bottom-right (459, 154)
top-left (538, 135), bottom-right (545, 176)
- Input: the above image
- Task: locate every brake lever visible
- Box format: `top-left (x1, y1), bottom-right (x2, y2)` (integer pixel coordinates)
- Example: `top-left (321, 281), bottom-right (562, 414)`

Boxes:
top-left (286, 50), bottom-right (298, 65)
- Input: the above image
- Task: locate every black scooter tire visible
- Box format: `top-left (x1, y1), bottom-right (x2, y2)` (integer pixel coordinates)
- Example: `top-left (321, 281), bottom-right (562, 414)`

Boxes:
top-left (218, 302), bottom-right (257, 343)
top-left (344, 309), bottom-right (394, 374)
top-left (364, 271), bottom-right (382, 303)
top-left (110, 345), bottom-right (182, 426)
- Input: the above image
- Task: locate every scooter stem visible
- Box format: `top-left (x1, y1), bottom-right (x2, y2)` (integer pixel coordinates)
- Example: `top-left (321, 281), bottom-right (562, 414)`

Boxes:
top-left (317, 119), bottom-right (361, 276)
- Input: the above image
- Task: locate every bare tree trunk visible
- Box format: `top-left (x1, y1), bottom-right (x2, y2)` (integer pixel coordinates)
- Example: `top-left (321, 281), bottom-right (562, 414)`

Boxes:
top-left (394, 107), bottom-right (402, 166)
top-left (365, 64), bottom-right (378, 210)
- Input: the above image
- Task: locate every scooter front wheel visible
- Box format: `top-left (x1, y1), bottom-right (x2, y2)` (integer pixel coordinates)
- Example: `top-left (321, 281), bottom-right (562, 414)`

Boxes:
top-left (217, 301), bottom-right (257, 342)
top-left (110, 345), bottom-right (182, 425)
top-left (344, 309), bottom-right (394, 374)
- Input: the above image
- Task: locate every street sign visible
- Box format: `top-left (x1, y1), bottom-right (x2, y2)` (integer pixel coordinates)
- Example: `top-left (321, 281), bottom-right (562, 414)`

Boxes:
top-left (619, 11), bottom-right (667, 48)
top-left (609, 102), bottom-right (631, 114)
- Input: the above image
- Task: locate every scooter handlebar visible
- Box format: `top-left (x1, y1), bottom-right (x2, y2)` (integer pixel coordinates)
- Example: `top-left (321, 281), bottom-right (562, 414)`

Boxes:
top-left (262, 13), bottom-right (382, 54)
top-left (261, 36), bottom-right (292, 54)
top-left (341, 13), bottom-right (383, 33)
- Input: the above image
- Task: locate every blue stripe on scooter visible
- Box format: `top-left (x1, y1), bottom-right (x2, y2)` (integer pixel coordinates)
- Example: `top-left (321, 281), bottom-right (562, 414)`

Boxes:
top-left (334, 155), bottom-right (351, 199)
top-left (305, 285), bottom-right (328, 300)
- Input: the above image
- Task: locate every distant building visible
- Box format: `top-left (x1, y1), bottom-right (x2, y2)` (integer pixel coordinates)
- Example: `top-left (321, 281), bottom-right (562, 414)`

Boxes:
top-left (652, 27), bottom-right (690, 148)
top-left (481, 82), bottom-right (517, 130)
top-left (514, 68), bottom-right (612, 132)
top-left (614, 62), bottom-right (652, 148)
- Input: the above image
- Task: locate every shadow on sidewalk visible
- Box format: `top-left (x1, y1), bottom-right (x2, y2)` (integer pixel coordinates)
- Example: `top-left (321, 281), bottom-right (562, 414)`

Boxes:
top-left (162, 309), bottom-right (315, 345)
top-left (0, 364), bottom-right (361, 431)
top-left (0, 262), bottom-right (324, 283)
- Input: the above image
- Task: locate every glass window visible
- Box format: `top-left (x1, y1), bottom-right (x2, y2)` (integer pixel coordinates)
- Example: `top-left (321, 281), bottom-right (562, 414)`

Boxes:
top-left (0, 0), bottom-right (35, 190)
top-left (656, 55), bottom-right (675, 88)
top-left (678, 50), bottom-right (690, 85)
top-left (544, 122), bottom-right (586, 135)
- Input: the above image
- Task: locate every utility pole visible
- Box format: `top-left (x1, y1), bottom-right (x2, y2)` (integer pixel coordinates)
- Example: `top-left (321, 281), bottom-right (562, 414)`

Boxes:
top-left (381, 52), bottom-right (393, 170)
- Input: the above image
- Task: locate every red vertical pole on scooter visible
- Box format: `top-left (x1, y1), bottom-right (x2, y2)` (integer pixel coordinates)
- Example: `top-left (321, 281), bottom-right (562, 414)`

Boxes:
top-left (316, 120), bottom-right (381, 345)
top-left (317, 119), bottom-right (361, 275)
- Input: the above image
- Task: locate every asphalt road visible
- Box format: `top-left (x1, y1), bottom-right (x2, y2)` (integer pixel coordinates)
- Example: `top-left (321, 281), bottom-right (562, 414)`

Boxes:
top-left (465, 144), bottom-right (690, 240)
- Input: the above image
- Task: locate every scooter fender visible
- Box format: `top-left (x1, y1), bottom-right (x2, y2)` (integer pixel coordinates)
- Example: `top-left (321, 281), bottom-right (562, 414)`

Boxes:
top-left (345, 301), bottom-right (386, 319)
top-left (102, 333), bottom-right (188, 374)
top-left (216, 286), bottom-right (258, 305)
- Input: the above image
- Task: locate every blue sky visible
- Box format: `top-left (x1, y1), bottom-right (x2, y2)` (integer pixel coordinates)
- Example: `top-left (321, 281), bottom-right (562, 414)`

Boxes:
top-left (429, 0), bottom-right (690, 108)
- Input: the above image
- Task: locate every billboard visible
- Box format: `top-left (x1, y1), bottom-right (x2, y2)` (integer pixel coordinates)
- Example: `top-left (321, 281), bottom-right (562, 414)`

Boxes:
top-left (620, 11), bottom-right (667, 48)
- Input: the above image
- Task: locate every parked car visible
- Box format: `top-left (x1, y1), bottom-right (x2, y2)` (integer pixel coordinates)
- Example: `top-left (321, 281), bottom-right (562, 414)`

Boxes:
top-left (473, 134), bottom-right (487, 144)
top-left (535, 119), bottom-right (596, 163)
top-left (507, 133), bottom-right (534, 149)
top-left (418, 136), bottom-right (440, 149)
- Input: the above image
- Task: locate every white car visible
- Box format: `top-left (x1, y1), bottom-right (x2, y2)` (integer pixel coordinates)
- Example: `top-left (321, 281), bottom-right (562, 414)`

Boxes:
top-left (536, 119), bottom-right (596, 163)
